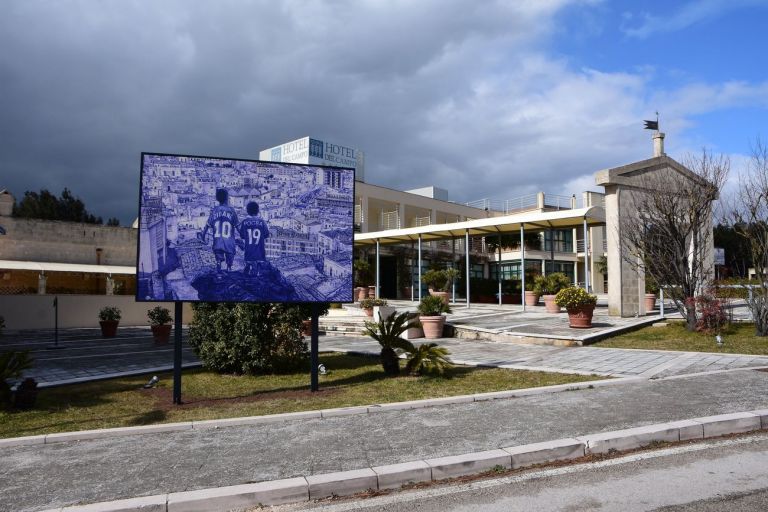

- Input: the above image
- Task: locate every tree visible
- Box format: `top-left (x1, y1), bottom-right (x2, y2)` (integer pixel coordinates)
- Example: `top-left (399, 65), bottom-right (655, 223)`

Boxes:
top-left (106, 217), bottom-right (120, 227)
top-left (619, 150), bottom-right (729, 331)
top-left (731, 139), bottom-right (768, 335)
top-left (13, 188), bottom-right (103, 224)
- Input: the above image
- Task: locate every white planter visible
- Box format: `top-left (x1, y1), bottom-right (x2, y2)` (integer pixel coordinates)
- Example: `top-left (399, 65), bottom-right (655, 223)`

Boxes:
top-left (373, 306), bottom-right (396, 321)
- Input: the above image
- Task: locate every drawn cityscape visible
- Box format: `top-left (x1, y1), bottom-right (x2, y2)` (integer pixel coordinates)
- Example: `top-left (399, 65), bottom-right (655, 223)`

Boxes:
top-left (137, 154), bottom-right (355, 302)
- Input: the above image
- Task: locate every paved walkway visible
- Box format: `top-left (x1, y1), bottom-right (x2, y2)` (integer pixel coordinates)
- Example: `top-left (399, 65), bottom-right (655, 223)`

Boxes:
top-left (3, 322), bottom-right (767, 386)
top-left (2, 370), bottom-right (768, 511)
top-left (0, 328), bottom-right (199, 386)
top-left (321, 335), bottom-right (768, 379)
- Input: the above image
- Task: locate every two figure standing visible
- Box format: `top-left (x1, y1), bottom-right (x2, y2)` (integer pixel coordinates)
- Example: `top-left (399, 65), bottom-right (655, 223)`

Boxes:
top-left (199, 189), bottom-right (270, 274)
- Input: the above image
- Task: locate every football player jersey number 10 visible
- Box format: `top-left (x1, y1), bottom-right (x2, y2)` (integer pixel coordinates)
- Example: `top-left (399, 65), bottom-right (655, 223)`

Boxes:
top-left (214, 220), bottom-right (232, 238)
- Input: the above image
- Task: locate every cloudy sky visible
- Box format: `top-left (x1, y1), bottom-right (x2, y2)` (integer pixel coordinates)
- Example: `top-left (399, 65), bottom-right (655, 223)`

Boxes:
top-left (1, 0), bottom-right (767, 224)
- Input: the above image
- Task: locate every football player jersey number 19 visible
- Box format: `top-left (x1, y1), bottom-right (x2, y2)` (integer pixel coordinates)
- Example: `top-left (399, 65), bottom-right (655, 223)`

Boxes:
top-left (245, 228), bottom-right (261, 246)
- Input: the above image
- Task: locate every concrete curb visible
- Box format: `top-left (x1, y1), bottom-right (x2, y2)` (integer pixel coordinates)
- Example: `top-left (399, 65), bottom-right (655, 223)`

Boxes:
top-left (40, 409), bottom-right (768, 512)
top-left (1, 377), bottom-right (632, 449)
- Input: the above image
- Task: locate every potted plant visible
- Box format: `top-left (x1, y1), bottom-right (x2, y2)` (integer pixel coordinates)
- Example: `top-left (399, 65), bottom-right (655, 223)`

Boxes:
top-left (555, 287), bottom-right (598, 328)
top-left (98, 306), bottom-right (121, 338)
top-left (360, 297), bottom-right (387, 317)
top-left (353, 259), bottom-right (372, 301)
top-left (533, 273), bottom-right (572, 313)
top-left (147, 306), bottom-right (173, 343)
top-left (422, 268), bottom-right (458, 304)
top-left (524, 279), bottom-right (540, 306)
top-left (417, 295), bottom-right (452, 339)
top-left (644, 276), bottom-right (659, 312)
top-left (363, 311), bottom-right (415, 376)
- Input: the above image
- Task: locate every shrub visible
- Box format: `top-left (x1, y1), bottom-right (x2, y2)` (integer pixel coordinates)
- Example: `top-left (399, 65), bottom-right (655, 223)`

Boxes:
top-left (689, 295), bottom-right (729, 333)
top-left (554, 287), bottom-right (597, 309)
top-left (418, 295), bottom-right (452, 316)
top-left (0, 350), bottom-right (33, 408)
top-left (359, 298), bottom-right (387, 309)
top-left (188, 303), bottom-right (308, 374)
top-left (533, 273), bottom-right (572, 295)
top-left (147, 306), bottom-right (172, 326)
top-left (421, 268), bottom-right (459, 292)
top-left (98, 306), bottom-right (121, 322)
top-left (296, 303), bottom-right (330, 319)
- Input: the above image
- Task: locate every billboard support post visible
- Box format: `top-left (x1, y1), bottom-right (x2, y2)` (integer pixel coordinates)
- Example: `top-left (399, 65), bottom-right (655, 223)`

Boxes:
top-left (173, 301), bottom-right (183, 405)
top-left (310, 303), bottom-right (320, 392)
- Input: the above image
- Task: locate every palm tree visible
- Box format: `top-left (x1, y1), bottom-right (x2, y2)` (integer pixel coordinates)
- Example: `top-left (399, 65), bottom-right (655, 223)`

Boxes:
top-left (405, 343), bottom-right (453, 376)
top-left (364, 312), bottom-right (454, 376)
top-left (363, 311), bottom-right (414, 376)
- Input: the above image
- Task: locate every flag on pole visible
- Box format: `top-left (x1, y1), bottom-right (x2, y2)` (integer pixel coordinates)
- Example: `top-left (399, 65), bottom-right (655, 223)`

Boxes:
top-left (643, 120), bottom-right (659, 130)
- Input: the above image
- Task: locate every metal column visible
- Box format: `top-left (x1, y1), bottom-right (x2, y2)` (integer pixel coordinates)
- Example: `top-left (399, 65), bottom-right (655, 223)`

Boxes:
top-left (521, 225), bottom-right (526, 312)
top-left (173, 301), bottom-right (183, 405)
top-left (418, 234), bottom-right (422, 302)
top-left (583, 218), bottom-right (590, 292)
top-left (375, 239), bottom-right (380, 299)
top-left (497, 234), bottom-right (502, 305)
top-left (465, 230), bottom-right (470, 309)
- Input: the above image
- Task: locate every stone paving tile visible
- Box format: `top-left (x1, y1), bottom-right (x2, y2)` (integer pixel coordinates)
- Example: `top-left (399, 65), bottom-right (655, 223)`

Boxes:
top-left (320, 335), bottom-right (768, 379)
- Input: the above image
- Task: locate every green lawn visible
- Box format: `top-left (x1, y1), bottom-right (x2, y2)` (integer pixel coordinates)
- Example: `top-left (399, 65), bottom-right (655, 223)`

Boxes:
top-left (595, 322), bottom-right (768, 354)
top-left (0, 353), bottom-right (602, 439)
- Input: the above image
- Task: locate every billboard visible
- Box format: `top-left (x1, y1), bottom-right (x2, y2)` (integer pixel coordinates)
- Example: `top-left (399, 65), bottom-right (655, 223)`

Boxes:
top-left (136, 153), bottom-right (355, 303)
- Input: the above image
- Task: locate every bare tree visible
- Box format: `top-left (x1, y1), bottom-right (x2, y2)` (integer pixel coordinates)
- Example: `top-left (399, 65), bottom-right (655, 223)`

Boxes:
top-left (732, 139), bottom-right (768, 335)
top-left (619, 150), bottom-right (729, 331)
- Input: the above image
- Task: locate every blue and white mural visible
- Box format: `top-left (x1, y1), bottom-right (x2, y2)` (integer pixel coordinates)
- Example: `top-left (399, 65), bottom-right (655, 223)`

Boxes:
top-left (137, 153), bottom-right (354, 303)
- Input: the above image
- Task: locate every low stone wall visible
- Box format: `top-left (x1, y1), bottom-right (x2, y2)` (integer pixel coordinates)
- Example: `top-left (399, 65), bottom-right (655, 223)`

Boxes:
top-left (0, 294), bottom-right (195, 330)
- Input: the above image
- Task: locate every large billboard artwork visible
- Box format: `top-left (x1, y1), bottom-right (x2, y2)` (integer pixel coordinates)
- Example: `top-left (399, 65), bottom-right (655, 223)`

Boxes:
top-left (136, 153), bottom-right (355, 303)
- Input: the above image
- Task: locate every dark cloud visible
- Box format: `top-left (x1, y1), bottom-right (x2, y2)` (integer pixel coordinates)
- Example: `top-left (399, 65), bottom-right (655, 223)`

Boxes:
top-left (0, 1), bottom-right (711, 224)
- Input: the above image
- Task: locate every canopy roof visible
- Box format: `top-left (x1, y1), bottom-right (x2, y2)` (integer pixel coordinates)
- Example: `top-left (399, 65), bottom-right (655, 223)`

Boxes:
top-left (354, 206), bottom-right (605, 247)
top-left (0, 260), bottom-right (135, 275)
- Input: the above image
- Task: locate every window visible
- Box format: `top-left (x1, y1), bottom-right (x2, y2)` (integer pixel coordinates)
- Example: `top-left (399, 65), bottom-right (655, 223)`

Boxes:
top-left (543, 229), bottom-right (573, 253)
top-left (544, 261), bottom-right (575, 281)
top-left (490, 260), bottom-right (541, 280)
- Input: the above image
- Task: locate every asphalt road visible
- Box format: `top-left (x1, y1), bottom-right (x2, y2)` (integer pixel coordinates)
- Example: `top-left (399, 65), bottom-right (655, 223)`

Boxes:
top-left (270, 433), bottom-right (768, 512)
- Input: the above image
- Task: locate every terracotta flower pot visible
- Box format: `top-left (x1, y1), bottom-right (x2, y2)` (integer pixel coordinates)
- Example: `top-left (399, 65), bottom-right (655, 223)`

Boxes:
top-left (151, 324), bottom-right (172, 343)
top-left (524, 291), bottom-right (539, 306)
top-left (356, 287), bottom-right (368, 301)
top-left (430, 290), bottom-right (450, 305)
top-left (644, 293), bottom-right (657, 312)
top-left (543, 295), bottom-right (561, 313)
top-left (420, 315), bottom-right (445, 339)
top-left (363, 308), bottom-right (374, 317)
top-left (99, 320), bottom-right (119, 338)
top-left (567, 305), bottom-right (595, 328)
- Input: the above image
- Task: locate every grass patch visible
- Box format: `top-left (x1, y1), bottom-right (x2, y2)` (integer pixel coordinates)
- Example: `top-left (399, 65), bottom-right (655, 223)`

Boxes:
top-left (0, 353), bottom-right (601, 439)
top-left (595, 322), bottom-right (768, 354)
